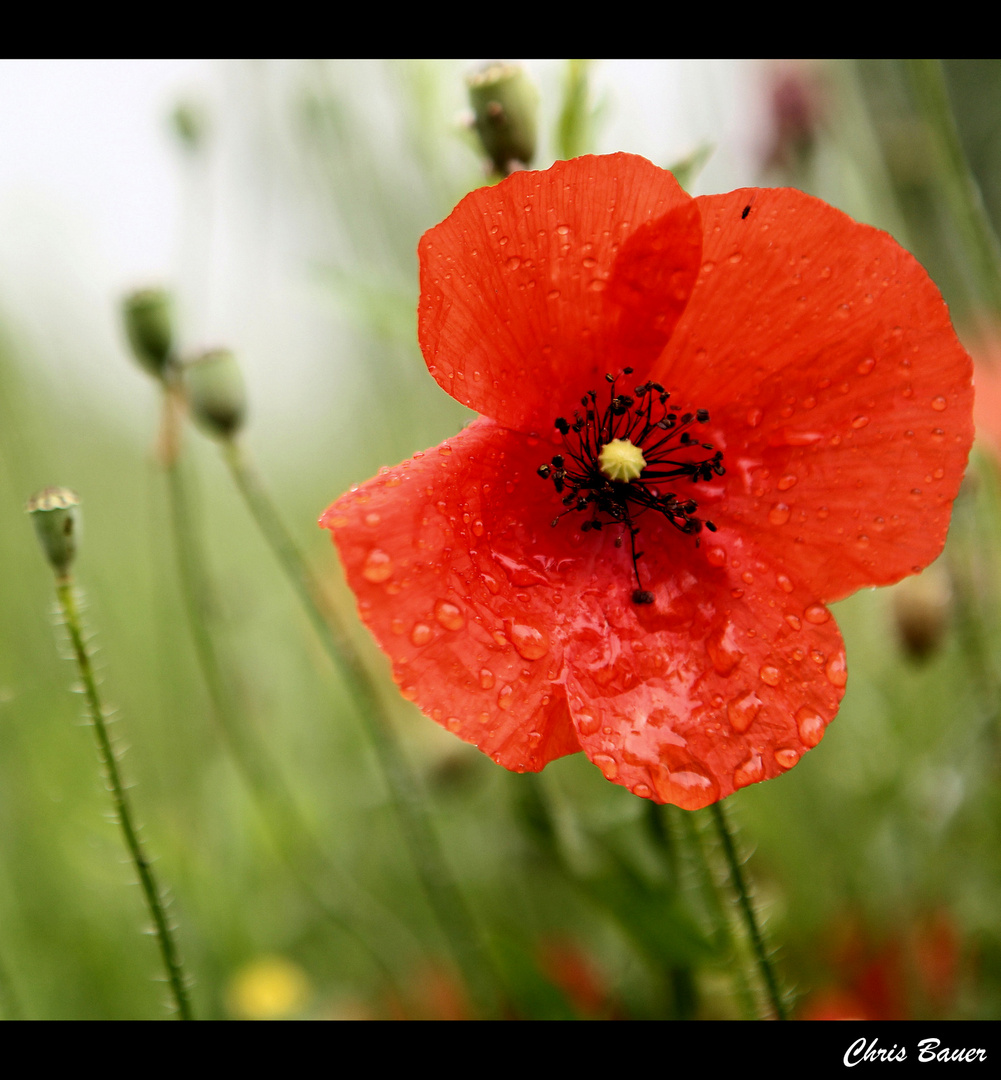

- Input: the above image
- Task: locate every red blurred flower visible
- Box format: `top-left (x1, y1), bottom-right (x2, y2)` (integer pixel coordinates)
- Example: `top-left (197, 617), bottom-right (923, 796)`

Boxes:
top-left (321, 154), bottom-right (972, 809)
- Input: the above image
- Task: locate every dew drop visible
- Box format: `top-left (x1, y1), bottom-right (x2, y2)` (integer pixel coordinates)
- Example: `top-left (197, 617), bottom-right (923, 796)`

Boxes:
top-left (804, 603), bottom-right (829, 624)
top-left (931, 396), bottom-right (947, 411)
top-left (727, 690), bottom-right (762, 733)
top-left (527, 731), bottom-right (542, 748)
top-left (362, 549), bottom-right (394, 583)
top-left (576, 711), bottom-right (599, 736)
top-left (769, 503), bottom-right (791, 526)
top-left (547, 289), bottom-right (560, 301)
top-left (785, 614), bottom-right (802, 630)
top-left (434, 600), bottom-right (465, 631)
top-left (390, 618), bottom-right (405, 635)
top-left (472, 520), bottom-right (484, 537)
top-left (410, 623), bottom-right (433, 647)
top-left (733, 753), bottom-right (764, 789)
top-left (633, 783), bottom-right (653, 798)
top-left (705, 621), bottom-right (744, 676)
top-left (706, 546), bottom-right (727, 567)
top-left (856, 534), bottom-right (870, 548)
top-left (851, 415), bottom-right (870, 429)
top-left (400, 685), bottom-right (418, 702)
top-left (797, 706), bottom-right (826, 747)
top-left (592, 753), bottom-right (618, 779)
top-left (759, 664), bottom-right (781, 687)
top-left (857, 357), bottom-right (876, 375)
top-left (777, 573), bottom-right (794, 593)
top-left (777, 474), bottom-right (798, 491)
top-left (363, 511), bottom-right (381, 527)
top-left (510, 623), bottom-right (549, 661)
top-left (446, 717), bottom-right (461, 732)
top-left (746, 407), bottom-right (763, 427)
top-left (479, 668), bottom-right (495, 690)
top-left (506, 256), bottom-right (521, 271)
top-left (497, 685), bottom-right (514, 710)
top-left (774, 747), bottom-right (800, 770)
top-left (825, 652), bottom-right (848, 688)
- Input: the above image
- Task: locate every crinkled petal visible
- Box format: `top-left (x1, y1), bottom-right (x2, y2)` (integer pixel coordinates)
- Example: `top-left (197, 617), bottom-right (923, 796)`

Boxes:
top-left (655, 187), bottom-right (973, 601)
top-left (418, 154), bottom-right (701, 436)
top-left (561, 520), bottom-right (846, 810)
top-left (320, 418), bottom-right (584, 772)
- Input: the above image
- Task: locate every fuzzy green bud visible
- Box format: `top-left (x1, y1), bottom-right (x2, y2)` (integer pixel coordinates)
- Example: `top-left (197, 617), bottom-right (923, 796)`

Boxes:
top-left (468, 63), bottom-right (538, 176)
top-left (26, 487), bottom-right (81, 575)
top-left (123, 288), bottom-right (174, 378)
top-left (184, 349), bottom-right (246, 439)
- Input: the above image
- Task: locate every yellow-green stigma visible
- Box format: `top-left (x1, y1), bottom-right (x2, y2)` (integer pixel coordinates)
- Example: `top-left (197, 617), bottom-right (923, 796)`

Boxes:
top-left (599, 438), bottom-right (646, 483)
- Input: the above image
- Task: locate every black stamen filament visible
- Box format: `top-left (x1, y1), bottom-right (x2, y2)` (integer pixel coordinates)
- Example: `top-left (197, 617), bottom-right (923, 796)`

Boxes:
top-left (538, 368), bottom-right (725, 604)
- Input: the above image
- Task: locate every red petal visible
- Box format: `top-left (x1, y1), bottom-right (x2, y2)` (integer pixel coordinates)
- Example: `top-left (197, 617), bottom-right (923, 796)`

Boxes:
top-left (320, 418), bottom-right (583, 772)
top-left (656, 187), bottom-right (973, 601)
top-left (563, 522), bottom-right (846, 810)
top-left (418, 154), bottom-right (700, 436)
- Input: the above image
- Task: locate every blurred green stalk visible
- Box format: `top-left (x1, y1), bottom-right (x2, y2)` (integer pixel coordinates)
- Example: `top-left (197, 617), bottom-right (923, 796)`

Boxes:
top-left (219, 436), bottom-right (504, 1017)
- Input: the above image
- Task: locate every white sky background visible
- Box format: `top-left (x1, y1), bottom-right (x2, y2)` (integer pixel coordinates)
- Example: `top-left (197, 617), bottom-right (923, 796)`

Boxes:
top-left (0, 60), bottom-right (769, 450)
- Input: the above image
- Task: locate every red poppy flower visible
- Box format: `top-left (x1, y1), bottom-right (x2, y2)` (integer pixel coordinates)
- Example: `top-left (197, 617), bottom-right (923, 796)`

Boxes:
top-left (320, 154), bottom-right (972, 810)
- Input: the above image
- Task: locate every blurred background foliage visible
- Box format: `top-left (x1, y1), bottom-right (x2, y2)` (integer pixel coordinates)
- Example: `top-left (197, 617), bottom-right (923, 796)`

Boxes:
top-left (0, 59), bottom-right (999, 1019)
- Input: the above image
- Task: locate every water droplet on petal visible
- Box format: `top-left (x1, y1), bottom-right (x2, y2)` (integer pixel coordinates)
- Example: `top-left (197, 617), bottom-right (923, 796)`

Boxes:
top-left (857, 357), bottom-right (875, 375)
top-left (362, 549), bottom-right (394, 583)
top-left (825, 653), bottom-right (848, 688)
top-left (931, 396), bottom-right (947, 411)
top-left (785, 614), bottom-right (802, 630)
top-left (777, 573), bottom-right (794, 593)
top-left (734, 753), bottom-right (764, 789)
top-left (410, 623), bottom-right (433, 647)
top-left (796, 706), bottom-right (826, 747)
top-left (705, 620), bottom-right (744, 676)
top-left (706, 546), bottom-right (727, 567)
top-left (479, 668), bottom-right (495, 690)
top-left (446, 717), bottom-right (461, 732)
top-left (774, 747), bottom-right (800, 770)
top-left (759, 664), bottom-right (781, 687)
top-left (727, 690), bottom-right (762, 733)
top-left (777, 474), bottom-right (798, 491)
top-left (364, 511), bottom-right (381, 527)
top-left (851, 415), bottom-right (870, 429)
top-left (510, 622), bottom-right (549, 660)
top-left (576, 711), bottom-right (599, 736)
top-left (434, 600), bottom-right (465, 631)
top-left (528, 731), bottom-right (542, 748)
top-left (592, 753), bottom-right (618, 779)
top-left (400, 685), bottom-right (418, 702)
top-left (633, 783), bottom-right (652, 799)
top-left (769, 503), bottom-right (791, 526)
top-left (804, 603), bottom-right (829, 624)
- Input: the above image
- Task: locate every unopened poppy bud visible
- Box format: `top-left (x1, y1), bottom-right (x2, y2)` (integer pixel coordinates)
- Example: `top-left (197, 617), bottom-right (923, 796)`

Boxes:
top-left (892, 564), bottom-right (952, 661)
top-left (184, 348), bottom-right (246, 439)
top-left (123, 288), bottom-right (174, 378)
top-left (26, 486), bottom-right (80, 575)
top-left (467, 63), bottom-right (538, 176)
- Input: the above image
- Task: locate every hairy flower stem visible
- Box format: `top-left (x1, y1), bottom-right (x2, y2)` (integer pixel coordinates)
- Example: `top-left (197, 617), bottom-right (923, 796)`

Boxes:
top-left (710, 801), bottom-right (788, 1020)
top-left (162, 431), bottom-right (412, 986)
top-left (53, 574), bottom-right (192, 1020)
top-left (219, 437), bottom-right (502, 1017)
top-left (905, 59), bottom-right (1001, 319)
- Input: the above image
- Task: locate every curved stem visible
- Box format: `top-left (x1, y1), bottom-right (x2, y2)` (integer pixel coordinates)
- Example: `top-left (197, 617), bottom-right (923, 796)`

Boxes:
top-left (709, 800), bottom-right (787, 1020)
top-left (55, 577), bottom-right (192, 1020)
top-left (220, 437), bottom-right (502, 1017)
top-left (905, 59), bottom-right (1001, 318)
top-left (163, 438), bottom-right (416, 987)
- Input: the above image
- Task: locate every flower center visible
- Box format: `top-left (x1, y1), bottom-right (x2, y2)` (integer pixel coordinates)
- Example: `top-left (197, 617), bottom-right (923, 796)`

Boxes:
top-left (537, 368), bottom-right (725, 604)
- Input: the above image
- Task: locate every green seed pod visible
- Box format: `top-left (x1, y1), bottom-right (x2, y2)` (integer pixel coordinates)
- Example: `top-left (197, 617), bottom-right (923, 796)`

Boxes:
top-left (123, 288), bottom-right (174, 378)
top-left (26, 487), bottom-right (81, 575)
top-left (467, 63), bottom-right (538, 176)
top-left (184, 348), bottom-right (246, 439)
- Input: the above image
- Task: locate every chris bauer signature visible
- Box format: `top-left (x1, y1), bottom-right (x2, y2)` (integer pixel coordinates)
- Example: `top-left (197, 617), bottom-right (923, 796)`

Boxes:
top-left (845, 1038), bottom-right (987, 1066)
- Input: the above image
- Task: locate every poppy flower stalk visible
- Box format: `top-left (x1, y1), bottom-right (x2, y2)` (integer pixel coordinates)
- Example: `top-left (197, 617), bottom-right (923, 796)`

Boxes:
top-left (321, 153), bottom-right (974, 811)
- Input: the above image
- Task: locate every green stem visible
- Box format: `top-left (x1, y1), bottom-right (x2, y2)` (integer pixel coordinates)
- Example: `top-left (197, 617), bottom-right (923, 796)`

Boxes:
top-left (681, 810), bottom-right (757, 1019)
top-left (709, 801), bottom-right (787, 1020)
top-left (220, 438), bottom-right (501, 1017)
top-left (55, 576), bottom-right (192, 1020)
top-left (905, 59), bottom-right (1001, 318)
top-left (163, 444), bottom-right (415, 987)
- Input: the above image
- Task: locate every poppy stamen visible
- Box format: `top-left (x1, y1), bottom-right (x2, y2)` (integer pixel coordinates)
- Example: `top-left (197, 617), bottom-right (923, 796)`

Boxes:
top-left (539, 370), bottom-right (725, 603)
